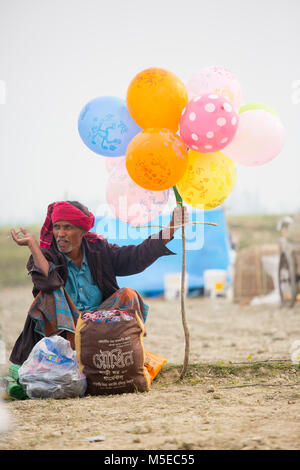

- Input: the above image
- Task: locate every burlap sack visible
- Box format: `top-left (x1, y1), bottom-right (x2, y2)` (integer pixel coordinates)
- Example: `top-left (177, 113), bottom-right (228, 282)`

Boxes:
top-left (75, 311), bottom-right (150, 395)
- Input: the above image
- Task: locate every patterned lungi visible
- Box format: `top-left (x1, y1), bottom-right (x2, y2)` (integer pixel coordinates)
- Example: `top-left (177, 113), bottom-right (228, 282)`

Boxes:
top-left (28, 287), bottom-right (149, 348)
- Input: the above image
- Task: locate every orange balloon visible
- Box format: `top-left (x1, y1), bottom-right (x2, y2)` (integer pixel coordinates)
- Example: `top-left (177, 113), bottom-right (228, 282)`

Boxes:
top-left (127, 67), bottom-right (188, 132)
top-left (126, 129), bottom-right (188, 191)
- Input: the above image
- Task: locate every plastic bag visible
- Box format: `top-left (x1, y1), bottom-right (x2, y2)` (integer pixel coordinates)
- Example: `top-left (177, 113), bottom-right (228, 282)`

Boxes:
top-left (144, 350), bottom-right (167, 382)
top-left (18, 335), bottom-right (87, 399)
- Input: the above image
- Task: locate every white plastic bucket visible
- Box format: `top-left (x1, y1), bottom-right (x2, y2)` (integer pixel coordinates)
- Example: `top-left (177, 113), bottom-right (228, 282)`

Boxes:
top-left (203, 269), bottom-right (227, 298)
top-left (164, 272), bottom-right (188, 300)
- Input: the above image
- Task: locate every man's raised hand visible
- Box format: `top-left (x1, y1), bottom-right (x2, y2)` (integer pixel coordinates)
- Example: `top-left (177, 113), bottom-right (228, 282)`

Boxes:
top-left (170, 206), bottom-right (189, 230)
top-left (10, 228), bottom-right (36, 247)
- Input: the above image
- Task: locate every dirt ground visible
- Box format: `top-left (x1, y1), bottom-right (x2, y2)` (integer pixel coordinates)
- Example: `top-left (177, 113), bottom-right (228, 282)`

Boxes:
top-left (0, 286), bottom-right (300, 450)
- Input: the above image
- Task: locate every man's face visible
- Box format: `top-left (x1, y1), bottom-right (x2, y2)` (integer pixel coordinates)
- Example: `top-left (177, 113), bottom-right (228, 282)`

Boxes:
top-left (53, 221), bottom-right (87, 255)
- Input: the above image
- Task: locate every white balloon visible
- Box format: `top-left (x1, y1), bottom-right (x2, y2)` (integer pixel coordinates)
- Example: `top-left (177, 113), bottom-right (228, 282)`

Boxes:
top-left (222, 110), bottom-right (286, 166)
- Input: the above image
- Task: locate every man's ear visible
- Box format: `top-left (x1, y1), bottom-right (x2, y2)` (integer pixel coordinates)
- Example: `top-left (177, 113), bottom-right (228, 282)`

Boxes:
top-left (80, 229), bottom-right (89, 239)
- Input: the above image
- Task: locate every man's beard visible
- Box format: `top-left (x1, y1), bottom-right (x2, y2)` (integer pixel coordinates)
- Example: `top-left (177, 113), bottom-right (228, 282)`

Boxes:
top-left (56, 239), bottom-right (72, 253)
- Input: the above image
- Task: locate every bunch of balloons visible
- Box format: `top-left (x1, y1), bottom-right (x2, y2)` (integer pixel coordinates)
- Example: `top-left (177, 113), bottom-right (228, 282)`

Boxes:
top-left (78, 65), bottom-right (286, 219)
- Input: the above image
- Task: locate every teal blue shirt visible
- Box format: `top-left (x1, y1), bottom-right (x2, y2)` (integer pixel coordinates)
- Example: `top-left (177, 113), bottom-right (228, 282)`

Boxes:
top-left (63, 249), bottom-right (103, 311)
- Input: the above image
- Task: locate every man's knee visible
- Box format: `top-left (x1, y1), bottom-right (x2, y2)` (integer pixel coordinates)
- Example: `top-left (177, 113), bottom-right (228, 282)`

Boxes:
top-left (118, 287), bottom-right (138, 299)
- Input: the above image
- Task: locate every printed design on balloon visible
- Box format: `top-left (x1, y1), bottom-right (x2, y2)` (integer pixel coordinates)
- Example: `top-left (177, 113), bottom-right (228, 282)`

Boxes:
top-left (135, 68), bottom-right (167, 88)
top-left (126, 129), bottom-right (188, 191)
top-left (187, 66), bottom-right (242, 111)
top-left (139, 154), bottom-right (171, 187)
top-left (90, 115), bottom-right (129, 152)
top-left (127, 67), bottom-right (188, 132)
top-left (215, 87), bottom-right (235, 105)
top-left (176, 151), bottom-right (236, 210)
top-left (205, 103), bottom-right (215, 112)
top-left (159, 130), bottom-right (187, 160)
top-left (179, 93), bottom-right (239, 153)
top-left (107, 161), bottom-right (170, 224)
top-left (216, 117), bottom-right (226, 127)
top-left (78, 96), bottom-right (141, 157)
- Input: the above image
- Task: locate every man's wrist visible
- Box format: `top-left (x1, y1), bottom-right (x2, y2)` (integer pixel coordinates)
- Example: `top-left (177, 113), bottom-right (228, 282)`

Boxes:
top-left (28, 237), bottom-right (39, 251)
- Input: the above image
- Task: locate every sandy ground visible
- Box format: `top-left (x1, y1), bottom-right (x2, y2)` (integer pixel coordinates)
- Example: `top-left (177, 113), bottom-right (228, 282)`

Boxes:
top-left (0, 286), bottom-right (300, 450)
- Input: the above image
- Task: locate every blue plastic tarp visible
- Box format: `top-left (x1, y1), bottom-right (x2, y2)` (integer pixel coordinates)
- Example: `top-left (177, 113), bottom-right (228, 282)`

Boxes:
top-left (91, 207), bottom-right (231, 296)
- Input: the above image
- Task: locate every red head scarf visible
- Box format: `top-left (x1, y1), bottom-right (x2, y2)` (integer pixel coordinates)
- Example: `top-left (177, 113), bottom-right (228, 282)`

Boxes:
top-left (40, 201), bottom-right (103, 249)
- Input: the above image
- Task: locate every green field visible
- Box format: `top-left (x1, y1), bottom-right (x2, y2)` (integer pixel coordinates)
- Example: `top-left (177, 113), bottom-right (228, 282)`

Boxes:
top-left (0, 225), bottom-right (40, 288)
top-left (0, 215), bottom-right (284, 288)
top-left (226, 213), bottom-right (283, 251)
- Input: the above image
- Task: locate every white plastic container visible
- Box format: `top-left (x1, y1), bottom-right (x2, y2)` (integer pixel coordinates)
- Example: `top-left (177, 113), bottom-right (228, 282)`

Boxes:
top-left (203, 269), bottom-right (227, 298)
top-left (164, 272), bottom-right (188, 300)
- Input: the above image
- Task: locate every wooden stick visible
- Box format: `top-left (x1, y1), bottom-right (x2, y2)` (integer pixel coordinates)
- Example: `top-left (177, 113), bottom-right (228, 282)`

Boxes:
top-left (179, 214), bottom-right (190, 381)
top-left (172, 186), bottom-right (190, 381)
top-left (131, 221), bottom-right (218, 229)
top-left (133, 190), bottom-right (218, 380)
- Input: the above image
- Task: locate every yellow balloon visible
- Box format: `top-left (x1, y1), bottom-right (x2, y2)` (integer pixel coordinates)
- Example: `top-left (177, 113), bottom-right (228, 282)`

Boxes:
top-left (127, 67), bottom-right (188, 132)
top-left (228, 157), bottom-right (237, 188)
top-left (176, 150), bottom-right (237, 209)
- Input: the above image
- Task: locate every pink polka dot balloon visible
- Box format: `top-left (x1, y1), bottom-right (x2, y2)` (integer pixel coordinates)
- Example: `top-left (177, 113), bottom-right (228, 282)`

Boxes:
top-left (179, 93), bottom-right (239, 153)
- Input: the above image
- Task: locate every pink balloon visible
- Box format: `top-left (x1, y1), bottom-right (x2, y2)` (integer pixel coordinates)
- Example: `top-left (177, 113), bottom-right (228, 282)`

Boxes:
top-left (222, 110), bottom-right (286, 166)
top-left (106, 163), bottom-right (170, 224)
top-left (187, 66), bottom-right (242, 111)
top-left (105, 156), bottom-right (126, 173)
top-left (179, 94), bottom-right (239, 153)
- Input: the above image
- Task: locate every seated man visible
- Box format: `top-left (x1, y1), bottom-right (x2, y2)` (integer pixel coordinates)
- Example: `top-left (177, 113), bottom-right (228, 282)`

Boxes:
top-left (9, 200), bottom-right (188, 365)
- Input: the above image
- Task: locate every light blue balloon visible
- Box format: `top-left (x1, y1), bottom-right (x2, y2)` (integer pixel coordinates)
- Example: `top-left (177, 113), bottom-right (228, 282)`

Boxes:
top-left (78, 96), bottom-right (142, 157)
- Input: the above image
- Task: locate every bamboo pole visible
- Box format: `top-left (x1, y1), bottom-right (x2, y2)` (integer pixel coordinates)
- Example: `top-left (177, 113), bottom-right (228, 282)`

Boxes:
top-left (173, 186), bottom-right (190, 381)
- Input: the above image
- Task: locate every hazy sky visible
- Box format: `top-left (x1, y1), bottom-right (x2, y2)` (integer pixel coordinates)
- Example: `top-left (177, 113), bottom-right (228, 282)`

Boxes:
top-left (0, 0), bottom-right (300, 225)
